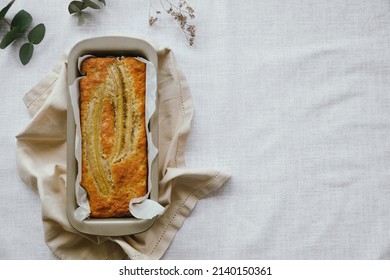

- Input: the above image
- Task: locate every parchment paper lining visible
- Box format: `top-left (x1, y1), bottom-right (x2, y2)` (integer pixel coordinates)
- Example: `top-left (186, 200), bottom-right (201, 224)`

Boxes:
top-left (69, 55), bottom-right (164, 221)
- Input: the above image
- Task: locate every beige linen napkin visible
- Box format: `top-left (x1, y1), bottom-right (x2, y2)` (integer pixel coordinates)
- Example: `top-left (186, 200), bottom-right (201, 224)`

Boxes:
top-left (15, 48), bottom-right (230, 260)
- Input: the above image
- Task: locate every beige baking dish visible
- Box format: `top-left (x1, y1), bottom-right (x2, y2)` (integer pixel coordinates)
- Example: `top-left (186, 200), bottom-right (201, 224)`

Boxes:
top-left (66, 36), bottom-right (159, 236)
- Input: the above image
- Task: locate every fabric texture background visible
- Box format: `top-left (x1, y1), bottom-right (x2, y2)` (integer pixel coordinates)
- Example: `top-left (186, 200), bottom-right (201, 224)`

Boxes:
top-left (15, 48), bottom-right (230, 259)
top-left (2, 0), bottom-right (390, 260)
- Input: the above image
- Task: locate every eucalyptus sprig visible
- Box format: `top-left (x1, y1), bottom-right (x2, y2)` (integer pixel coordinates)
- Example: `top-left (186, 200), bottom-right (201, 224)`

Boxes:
top-left (0, 0), bottom-right (46, 65)
top-left (68, 0), bottom-right (106, 26)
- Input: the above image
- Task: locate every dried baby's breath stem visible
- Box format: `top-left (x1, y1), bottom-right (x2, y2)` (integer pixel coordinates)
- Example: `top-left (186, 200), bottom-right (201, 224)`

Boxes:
top-left (149, 0), bottom-right (196, 46)
top-left (148, 0), bottom-right (160, 26)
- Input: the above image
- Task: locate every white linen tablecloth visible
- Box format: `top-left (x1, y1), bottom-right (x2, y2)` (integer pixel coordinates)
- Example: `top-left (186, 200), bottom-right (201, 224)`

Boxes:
top-left (1, 0), bottom-right (390, 259)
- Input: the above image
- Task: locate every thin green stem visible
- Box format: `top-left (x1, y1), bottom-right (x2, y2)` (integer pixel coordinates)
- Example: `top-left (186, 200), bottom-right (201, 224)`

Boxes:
top-left (2, 18), bottom-right (11, 26)
top-left (1, 18), bottom-right (30, 43)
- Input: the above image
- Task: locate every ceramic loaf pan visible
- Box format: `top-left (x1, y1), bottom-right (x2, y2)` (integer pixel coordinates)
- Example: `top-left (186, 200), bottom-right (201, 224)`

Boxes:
top-left (66, 36), bottom-right (159, 236)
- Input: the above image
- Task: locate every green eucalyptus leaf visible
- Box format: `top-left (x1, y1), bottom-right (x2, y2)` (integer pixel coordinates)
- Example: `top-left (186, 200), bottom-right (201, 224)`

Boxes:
top-left (11, 10), bottom-right (32, 32)
top-left (68, 1), bottom-right (86, 14)
top-left (82, 0), bottom-right (101, 9)
top-left (98, 0), bottom-right (106, 6)
top-left (0, 0), bottom-right (15, 21)
top-left (19, 42), bottom-right (34, 65)
top-left (0, 27), bottom-right (21, 49)
top-left (77, 12), bottom-right (85, 26)
top-left (28, 23), bottom-right (46, 44)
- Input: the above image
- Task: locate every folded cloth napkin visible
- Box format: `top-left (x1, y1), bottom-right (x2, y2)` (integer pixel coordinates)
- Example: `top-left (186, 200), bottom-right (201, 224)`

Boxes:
top-left (15, 47), bottom-right (230, 260)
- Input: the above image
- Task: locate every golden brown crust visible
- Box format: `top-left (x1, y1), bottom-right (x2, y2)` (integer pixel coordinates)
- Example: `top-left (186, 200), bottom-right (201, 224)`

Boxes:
top-left (79, 57), bottom-right (147, 218)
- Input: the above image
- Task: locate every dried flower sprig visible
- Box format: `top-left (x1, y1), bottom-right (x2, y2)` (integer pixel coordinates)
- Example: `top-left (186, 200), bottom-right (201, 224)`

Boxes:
top-left (149, 0), bottom-right (196, 46)
top-left (66, 0), bottom-right (196, 46)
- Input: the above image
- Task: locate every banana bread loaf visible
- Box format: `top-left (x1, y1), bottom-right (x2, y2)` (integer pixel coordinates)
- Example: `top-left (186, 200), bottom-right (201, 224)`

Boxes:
top-left (79, 57), bottom-right (147, 218)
